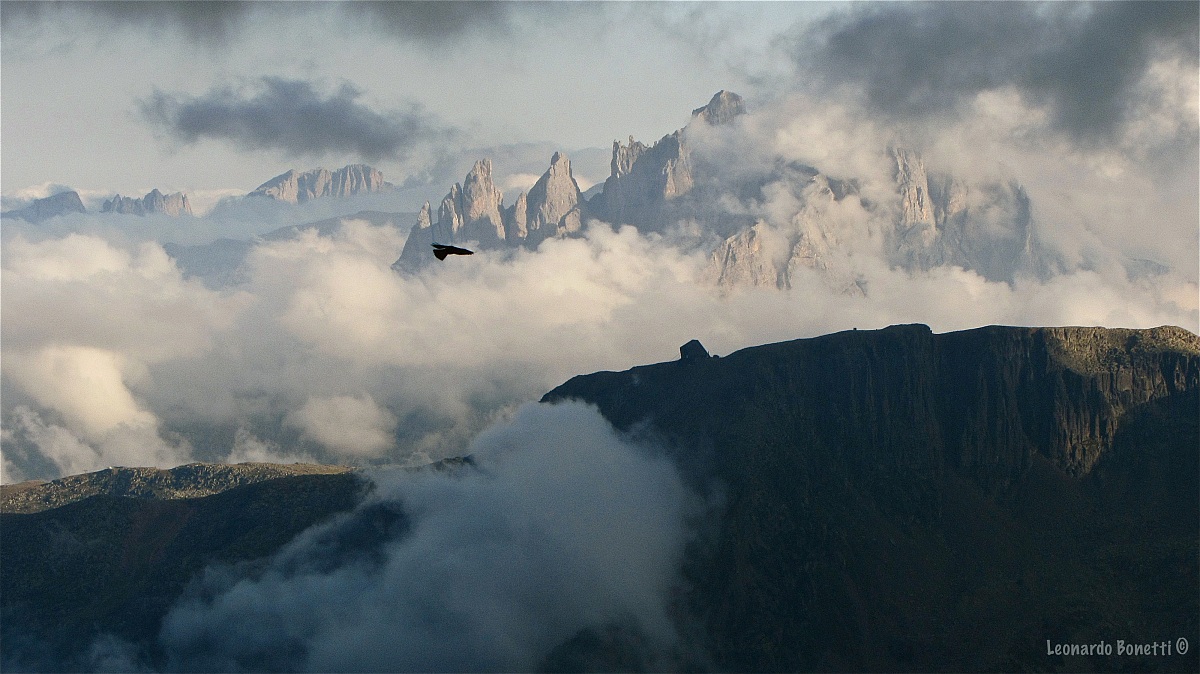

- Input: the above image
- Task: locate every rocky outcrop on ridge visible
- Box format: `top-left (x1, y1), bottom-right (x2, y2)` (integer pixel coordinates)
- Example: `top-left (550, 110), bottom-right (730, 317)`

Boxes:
top-left (250, 164), bottom-right (393, 203)
top-left (1, 190), bottom-right (87, 223)
top-left (102, 188), bottom-right (193, 216)
top-left (547, 324), bottom-right (1199, 486)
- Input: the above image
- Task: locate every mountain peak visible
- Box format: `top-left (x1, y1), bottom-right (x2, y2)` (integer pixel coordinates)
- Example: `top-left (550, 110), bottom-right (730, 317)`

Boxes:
top-left (102, 189), bottom-right (192, 216)
top-left (692, 90), bottom-right (746, 125)
top-left (250, 164), bottom-right (393, 204)
top-left (1, 190), bottom-right (87, 223)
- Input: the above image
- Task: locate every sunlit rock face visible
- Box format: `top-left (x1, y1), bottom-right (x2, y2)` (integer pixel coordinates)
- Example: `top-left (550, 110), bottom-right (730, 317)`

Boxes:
top-left (586, 132), bottom-right (694, 229)
top-left (102, 189), bottom-right (193, 216)
top-left (390, 90), bottom-right (1047, 289)
top-left (705, 145), bottom-right (1043, 291)
top-left (886, 147), bottom-right (1040, 282)
top-left (393, 152), bottom-right (586, 269)
top-left (250, 164), bottom-right (392, 204)
top-left (522, 151), bottom-right (585, 247)
top-left (458, 159), bottom-right (508, 246)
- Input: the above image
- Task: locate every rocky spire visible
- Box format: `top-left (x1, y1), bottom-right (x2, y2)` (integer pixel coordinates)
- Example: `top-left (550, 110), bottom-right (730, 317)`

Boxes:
top-left (524, 151), bottom-right (584, 246)
top-left (458, 159), bottom-right (507, 245)
top-left (592, 132), bottom-right (693, 227)
top-left (506, 192), bottom-right (529, 242)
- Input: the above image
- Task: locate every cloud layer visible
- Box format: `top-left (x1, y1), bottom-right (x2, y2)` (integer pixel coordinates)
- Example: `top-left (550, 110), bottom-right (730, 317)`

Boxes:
top-left (140, 77), bottom-right (451, 162)
top-left (3, 205), bottom-right (1195, 484)
top-left (160, 400), bottom-right (694, 672)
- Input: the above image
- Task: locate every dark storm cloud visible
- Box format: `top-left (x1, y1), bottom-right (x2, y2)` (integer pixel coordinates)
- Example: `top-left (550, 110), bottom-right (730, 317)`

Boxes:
top-left (1, 0), bottom-right (542, 47)
top-left (797, 1), bottom-right (1199, 143)
top-left (0, 0), bottom-right (255, 46)
top-left (139, 77), bottom-right (451, 162)
top-left (342, 0), bottom-right (516, 43)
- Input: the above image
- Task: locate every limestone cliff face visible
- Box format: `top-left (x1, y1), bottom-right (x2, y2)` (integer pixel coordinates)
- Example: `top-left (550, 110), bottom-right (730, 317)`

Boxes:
top-left (544, 324), bottom-right (1199, 671)
top-left (250, 164), bottom-right (392, 203)
top-left (706, 148), bottom-right (1042, 290)
top-left (585, 90), bottom-right (743, 231)
top-left (888, 148), bottom-right (1038, 280)
top-left (546, 324), bottom-right (1199, 487)
top-left (393, 160), bottom-right (506, 269)
top-left (588, 132), bottom-right (694, 227)
top-left (102, 189), bottom-right (193, 216)
top-left (459, 159), bottom-right (507, 245)
top-left (522, 151), bottom-right (584, 246)
top-left (706, 170), bottom-right (863, 293)
top-left (706, 222), bottom-right (786, 288)
top-left (1, 191), bottom-right (87, 223)
top-left (393, 153), bottom-right (586, 269)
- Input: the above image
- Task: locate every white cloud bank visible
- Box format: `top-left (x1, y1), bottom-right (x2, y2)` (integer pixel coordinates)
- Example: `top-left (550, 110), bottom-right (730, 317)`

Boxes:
top-left (159, 401), bottom-right (695, 672)
top-left (2, 206), bottom-right (1196, 483)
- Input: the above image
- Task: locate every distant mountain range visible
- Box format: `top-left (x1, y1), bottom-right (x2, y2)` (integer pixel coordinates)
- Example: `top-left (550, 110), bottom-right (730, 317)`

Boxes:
top-left (102, 189), bottom-right (193, 216)
top-left (0, 190), bottom-right (87, 223)
top-left (1, 164), bottom-right (395, 223)
top-left (248, 164), bottom-right (394, 204)
top-left (389, 90), bottom-right (1056, 289)
top-left (3, 324), bottom-right (1197, 671)
top-left (1, 89), bottom-right (1171, 292)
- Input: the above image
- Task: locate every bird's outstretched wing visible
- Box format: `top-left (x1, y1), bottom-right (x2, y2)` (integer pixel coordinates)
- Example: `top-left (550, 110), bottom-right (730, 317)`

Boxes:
top-left (431, 243), bottom-right (474, 260)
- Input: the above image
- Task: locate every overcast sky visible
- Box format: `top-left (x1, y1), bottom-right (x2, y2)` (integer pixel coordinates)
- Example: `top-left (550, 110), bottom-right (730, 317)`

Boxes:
top-left (1, 1), bottom-right (832, 207)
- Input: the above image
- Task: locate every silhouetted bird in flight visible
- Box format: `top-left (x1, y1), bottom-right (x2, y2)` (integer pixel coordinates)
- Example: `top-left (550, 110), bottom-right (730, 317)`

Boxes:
top-left (431, 243), bottom-right (474, 260)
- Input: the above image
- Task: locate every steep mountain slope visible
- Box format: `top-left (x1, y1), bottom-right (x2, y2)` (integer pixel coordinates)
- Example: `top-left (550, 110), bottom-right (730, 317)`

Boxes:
top-left (1, 465), bottom-right (366, 671)
top-left (0, 190), bottom-right (87, 223)
top-left (543, 324), bottom-right (1199, 671)
top-left (1, 462), bottom-right (354, 514)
